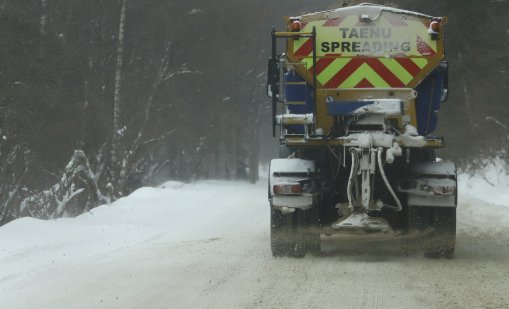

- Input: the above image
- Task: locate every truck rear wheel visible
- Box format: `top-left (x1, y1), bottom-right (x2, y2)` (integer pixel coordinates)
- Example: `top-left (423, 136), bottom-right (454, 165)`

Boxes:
top-left (304, 208), bottom-right (321, 255)
top-left (270, 207), bottom-right (319, 257)
top-left (425, 207), bottom-right (456, 259)
top-left (401, 206), bottom-right (431, 255)
top-left (271, 207), bottom-right (296, 257)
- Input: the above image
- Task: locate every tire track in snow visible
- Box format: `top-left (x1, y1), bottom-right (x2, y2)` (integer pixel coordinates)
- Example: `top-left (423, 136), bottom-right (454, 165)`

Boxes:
top-left (1, 183), bottom-right (509, 308)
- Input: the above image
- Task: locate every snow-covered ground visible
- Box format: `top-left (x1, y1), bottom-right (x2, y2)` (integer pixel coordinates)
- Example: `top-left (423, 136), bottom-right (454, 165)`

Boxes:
top-left (458, 158), bottom-right (509, 207)
top-left (1, 165), bottom-right (509, 308)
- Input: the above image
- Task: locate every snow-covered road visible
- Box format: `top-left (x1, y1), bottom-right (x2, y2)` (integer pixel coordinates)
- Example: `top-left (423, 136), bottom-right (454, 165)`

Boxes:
top-left (1, 178), bottom-right (509, 309)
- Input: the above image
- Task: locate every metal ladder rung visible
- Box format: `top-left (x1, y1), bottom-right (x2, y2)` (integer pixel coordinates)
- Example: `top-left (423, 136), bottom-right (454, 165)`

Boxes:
top-left (285, 82), bottom-right (307, 86)
top-left (282, 119), bottom-right (306, 125)
top-left (274, 32), bottom-right (313, 38)
top-left (276, 114), bottom-right (314, 126)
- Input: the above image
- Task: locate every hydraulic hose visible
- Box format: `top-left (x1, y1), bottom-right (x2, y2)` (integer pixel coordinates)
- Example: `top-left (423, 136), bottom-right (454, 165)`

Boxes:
top-left (377, 147), bottom-right (402, 212)
top-left (347, 149), bottom-right (359, 210)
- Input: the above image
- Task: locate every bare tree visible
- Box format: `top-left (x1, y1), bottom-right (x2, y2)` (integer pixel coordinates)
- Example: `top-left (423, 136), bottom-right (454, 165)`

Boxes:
top-left (111, 0), bottom-right (128, 192)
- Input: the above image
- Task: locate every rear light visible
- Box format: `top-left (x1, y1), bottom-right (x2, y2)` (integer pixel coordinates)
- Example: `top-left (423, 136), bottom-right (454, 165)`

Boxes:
top-left (273, 183), bottom-right (302, 195)
top-left (291, 20), bottom-right (302, 32)
top-left (428, 20), bottom-right (441, 40)
top-left (429, 21), bottom-right (440, 33)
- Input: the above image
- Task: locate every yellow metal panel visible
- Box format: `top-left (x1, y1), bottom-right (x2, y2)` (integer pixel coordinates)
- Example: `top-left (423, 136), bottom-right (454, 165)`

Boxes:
top-left (300, 57), bottom-right (314, 70)
top-left (284, 137), bottom-right (443, 148)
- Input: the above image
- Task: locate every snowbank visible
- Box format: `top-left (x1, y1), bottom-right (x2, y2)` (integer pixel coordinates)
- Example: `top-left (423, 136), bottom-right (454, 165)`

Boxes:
top-left (0, 180), bottom-right (267, 290)
top-left (458, 158), bottom-right (509, 208)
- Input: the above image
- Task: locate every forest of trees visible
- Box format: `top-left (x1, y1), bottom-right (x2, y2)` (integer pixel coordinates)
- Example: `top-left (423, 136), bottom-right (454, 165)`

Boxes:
top-left (1, 0), bottom-right (508, 225)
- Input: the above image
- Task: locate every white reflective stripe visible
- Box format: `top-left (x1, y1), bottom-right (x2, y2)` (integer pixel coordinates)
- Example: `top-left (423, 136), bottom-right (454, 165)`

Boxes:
top-left (272, 195), bottom-right (314, 209)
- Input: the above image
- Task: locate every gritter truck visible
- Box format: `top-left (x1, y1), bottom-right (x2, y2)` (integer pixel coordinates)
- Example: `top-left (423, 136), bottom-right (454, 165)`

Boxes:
top-left (267, 3), bottom-right (456, 258)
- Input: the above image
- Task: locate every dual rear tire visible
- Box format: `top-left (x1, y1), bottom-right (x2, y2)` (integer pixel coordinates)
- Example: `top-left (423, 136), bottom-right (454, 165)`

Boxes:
top-left (425, 207), bottom-right (456, 258)
top-left (403, 206), bottom-right (456, 258)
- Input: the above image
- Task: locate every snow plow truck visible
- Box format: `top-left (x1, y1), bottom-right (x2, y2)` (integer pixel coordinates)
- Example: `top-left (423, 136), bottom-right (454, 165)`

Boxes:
top-left (267, 4), bottom-right (456, 258)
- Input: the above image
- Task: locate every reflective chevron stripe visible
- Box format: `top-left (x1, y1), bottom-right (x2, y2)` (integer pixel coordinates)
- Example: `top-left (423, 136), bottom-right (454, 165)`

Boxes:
top-left (291, 10), bottom-right (437, 88)
top-left (295, 55), bottom-right (429, 88)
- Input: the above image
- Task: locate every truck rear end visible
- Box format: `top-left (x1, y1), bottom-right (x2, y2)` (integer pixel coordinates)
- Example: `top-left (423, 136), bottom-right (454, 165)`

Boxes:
top-left (267, 4), bottom-right (456, 258)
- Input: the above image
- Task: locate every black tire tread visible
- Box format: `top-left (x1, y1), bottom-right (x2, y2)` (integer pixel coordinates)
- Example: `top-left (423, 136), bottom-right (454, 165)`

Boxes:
top-left (425, 207), bottom-right (456, 259)
top-left (270, 207), bottom-right (321, 257)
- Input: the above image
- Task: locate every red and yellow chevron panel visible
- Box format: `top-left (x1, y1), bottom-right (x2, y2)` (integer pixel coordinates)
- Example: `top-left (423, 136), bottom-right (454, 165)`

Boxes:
top-left (287, 6), bottom-right (444, 89)
top-left (300, 55), bottom-right (428, 88)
